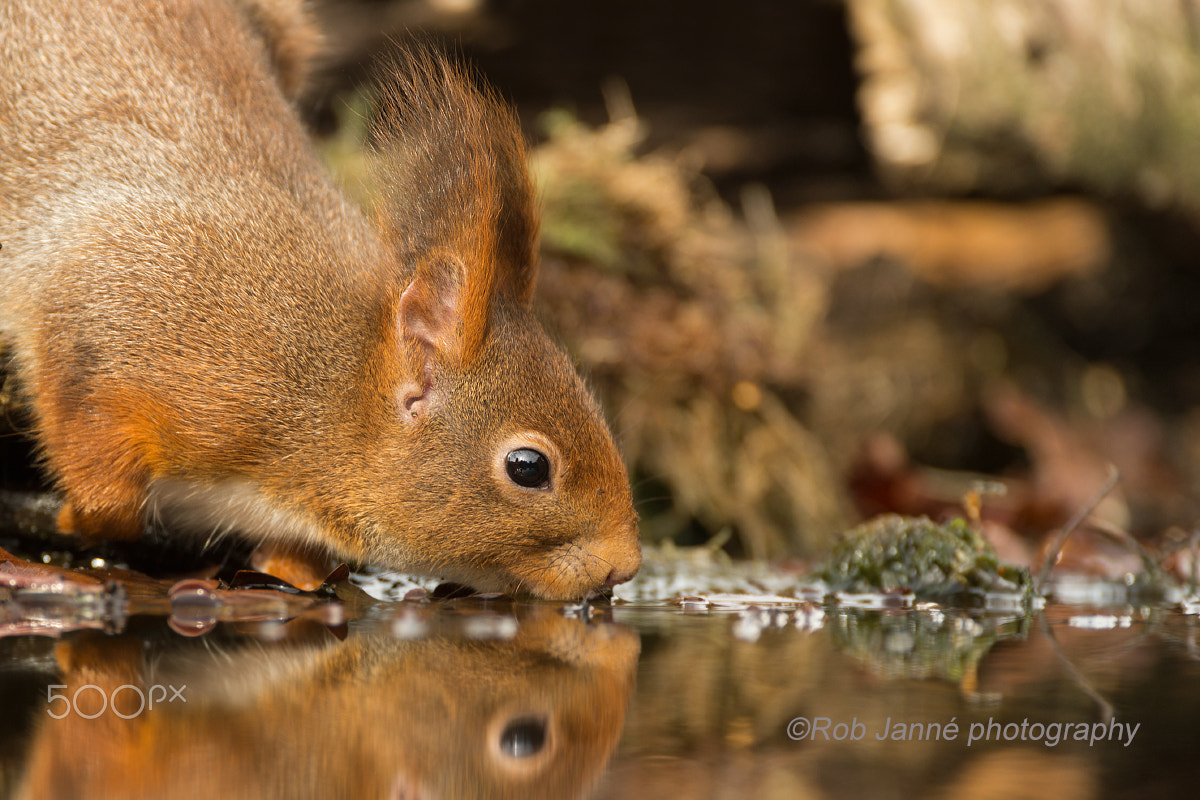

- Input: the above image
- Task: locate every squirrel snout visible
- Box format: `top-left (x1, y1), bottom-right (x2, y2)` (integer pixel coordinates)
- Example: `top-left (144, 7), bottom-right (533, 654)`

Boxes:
top-left (597, 521), bottom-right (642, 590)
top-left (603, 566), bottom-right (637, 588)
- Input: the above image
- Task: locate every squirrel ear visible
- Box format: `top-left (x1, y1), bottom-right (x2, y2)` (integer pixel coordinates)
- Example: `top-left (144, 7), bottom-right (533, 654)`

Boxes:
top-left (398, 253), bottom-right (464, 356)
top-left (395, 253), bottom-right (468, 421)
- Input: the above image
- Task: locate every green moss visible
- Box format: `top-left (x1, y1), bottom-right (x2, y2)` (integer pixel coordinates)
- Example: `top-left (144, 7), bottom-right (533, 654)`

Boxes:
top-left (820, 514), bottom-right (1031, 601)
top-left (827, 608), bottom-right (1030, 682)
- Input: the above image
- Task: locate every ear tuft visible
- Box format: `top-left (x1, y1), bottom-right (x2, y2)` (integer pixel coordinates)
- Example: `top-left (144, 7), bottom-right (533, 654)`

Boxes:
top-left (370, 46), bottom-right (541, 309)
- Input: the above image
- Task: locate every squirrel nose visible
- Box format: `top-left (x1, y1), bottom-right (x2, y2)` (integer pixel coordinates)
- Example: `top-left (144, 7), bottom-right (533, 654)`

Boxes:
top-left (604, 567), bottom-right (636, 588)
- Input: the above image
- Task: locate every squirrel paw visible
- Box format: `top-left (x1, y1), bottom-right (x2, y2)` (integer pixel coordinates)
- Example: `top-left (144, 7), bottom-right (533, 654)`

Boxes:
top-left (250, 540), bottom-right (337, 592)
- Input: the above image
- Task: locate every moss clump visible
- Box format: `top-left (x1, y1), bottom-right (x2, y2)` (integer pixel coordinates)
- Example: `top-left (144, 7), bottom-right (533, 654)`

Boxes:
top-left (827, 608), bottom-right (1031, 682)
top-left (820, 515), bottom-right (1031, 600)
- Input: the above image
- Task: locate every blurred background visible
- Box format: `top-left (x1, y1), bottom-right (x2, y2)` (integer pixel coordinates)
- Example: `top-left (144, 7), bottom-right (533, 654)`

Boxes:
top-left (307, 0), bottom-right (1200, 568)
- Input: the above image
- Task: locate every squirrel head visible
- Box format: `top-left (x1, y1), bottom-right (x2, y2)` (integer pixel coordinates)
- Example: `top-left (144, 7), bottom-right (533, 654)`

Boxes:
top-left (325, 51), bottom-right (641, 599)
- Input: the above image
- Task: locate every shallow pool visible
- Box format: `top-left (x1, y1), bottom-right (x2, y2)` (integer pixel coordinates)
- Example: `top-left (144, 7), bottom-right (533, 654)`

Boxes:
top-left (2, 576), bottom-right (1196, 799)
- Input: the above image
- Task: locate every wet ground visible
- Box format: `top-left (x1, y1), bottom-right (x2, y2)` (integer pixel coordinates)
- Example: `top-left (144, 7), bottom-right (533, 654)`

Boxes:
top-left (2, 555), bottom-right (1198, 800)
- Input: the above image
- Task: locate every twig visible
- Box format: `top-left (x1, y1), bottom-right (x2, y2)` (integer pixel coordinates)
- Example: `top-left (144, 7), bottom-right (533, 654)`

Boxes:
top-left (1035, 465), bottom-right (1121, 593)
top-left (1038, 613), bottom-right (1115, 721)
top-left (1087, 516), bottom-right (1170, 586)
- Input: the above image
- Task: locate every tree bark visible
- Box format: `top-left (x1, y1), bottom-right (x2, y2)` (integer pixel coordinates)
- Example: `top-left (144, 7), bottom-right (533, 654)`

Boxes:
top-left (845, 0), bottom-right (1200, 217)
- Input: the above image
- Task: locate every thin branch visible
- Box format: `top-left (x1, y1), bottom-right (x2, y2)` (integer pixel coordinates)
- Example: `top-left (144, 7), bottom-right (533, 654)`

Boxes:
top-left (1035, 465), bottom-right (1121, 593)
top-left (1038, 613), bottom-right (1115, 721)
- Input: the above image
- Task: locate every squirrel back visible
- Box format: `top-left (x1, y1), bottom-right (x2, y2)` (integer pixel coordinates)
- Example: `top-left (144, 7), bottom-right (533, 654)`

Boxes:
top-left (0, 0), bottom-right (641, 599)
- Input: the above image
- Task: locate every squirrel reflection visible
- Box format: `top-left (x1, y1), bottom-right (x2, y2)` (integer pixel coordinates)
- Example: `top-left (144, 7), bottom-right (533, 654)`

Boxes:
top-left (18, 608), bottom-right (639, 800)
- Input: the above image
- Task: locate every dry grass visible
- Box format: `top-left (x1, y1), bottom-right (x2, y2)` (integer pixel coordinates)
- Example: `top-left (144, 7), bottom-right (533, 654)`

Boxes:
top-left (531, 110), bottom-right (849, 556)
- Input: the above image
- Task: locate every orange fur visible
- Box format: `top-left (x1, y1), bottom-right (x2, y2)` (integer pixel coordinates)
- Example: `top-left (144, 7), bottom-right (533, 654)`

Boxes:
top-left (18, 612), bottom-right (638, 799)
top-left (0, 0), bottom-right (640, 598)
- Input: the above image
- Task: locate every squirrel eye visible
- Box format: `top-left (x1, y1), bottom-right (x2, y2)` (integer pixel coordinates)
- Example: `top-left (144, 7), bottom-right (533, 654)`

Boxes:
top-left (505, 448), bottom-right (550, 489)
top-left (498, 716), bottom-right (548, 759)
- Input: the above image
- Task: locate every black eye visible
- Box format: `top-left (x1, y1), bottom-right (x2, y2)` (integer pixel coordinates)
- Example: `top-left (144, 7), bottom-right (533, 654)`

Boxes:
top-left (505, 448), bottom-right (550, 488)
top-left (499, 716), bottom-right (548, 759)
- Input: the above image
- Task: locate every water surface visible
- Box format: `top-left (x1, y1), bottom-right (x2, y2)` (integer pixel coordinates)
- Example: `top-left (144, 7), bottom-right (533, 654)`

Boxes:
top-left (2, 577), bottom-right (1196, 799)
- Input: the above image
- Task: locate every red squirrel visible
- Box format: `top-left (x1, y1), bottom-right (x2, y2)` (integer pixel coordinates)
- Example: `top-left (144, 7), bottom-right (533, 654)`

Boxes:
top-left (19, 611), bottom-right (639, 799)
top-left (0, 0), bottom-right (641, 599)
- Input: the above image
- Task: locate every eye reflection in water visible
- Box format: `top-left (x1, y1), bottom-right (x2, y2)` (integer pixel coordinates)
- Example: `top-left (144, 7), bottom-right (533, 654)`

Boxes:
top-left (498, 716), bottom-right (550, 759)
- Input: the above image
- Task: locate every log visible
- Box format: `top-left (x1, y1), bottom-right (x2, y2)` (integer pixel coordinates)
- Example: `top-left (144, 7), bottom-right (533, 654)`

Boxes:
top-left (844, 0), bottom-right (1200, 217)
